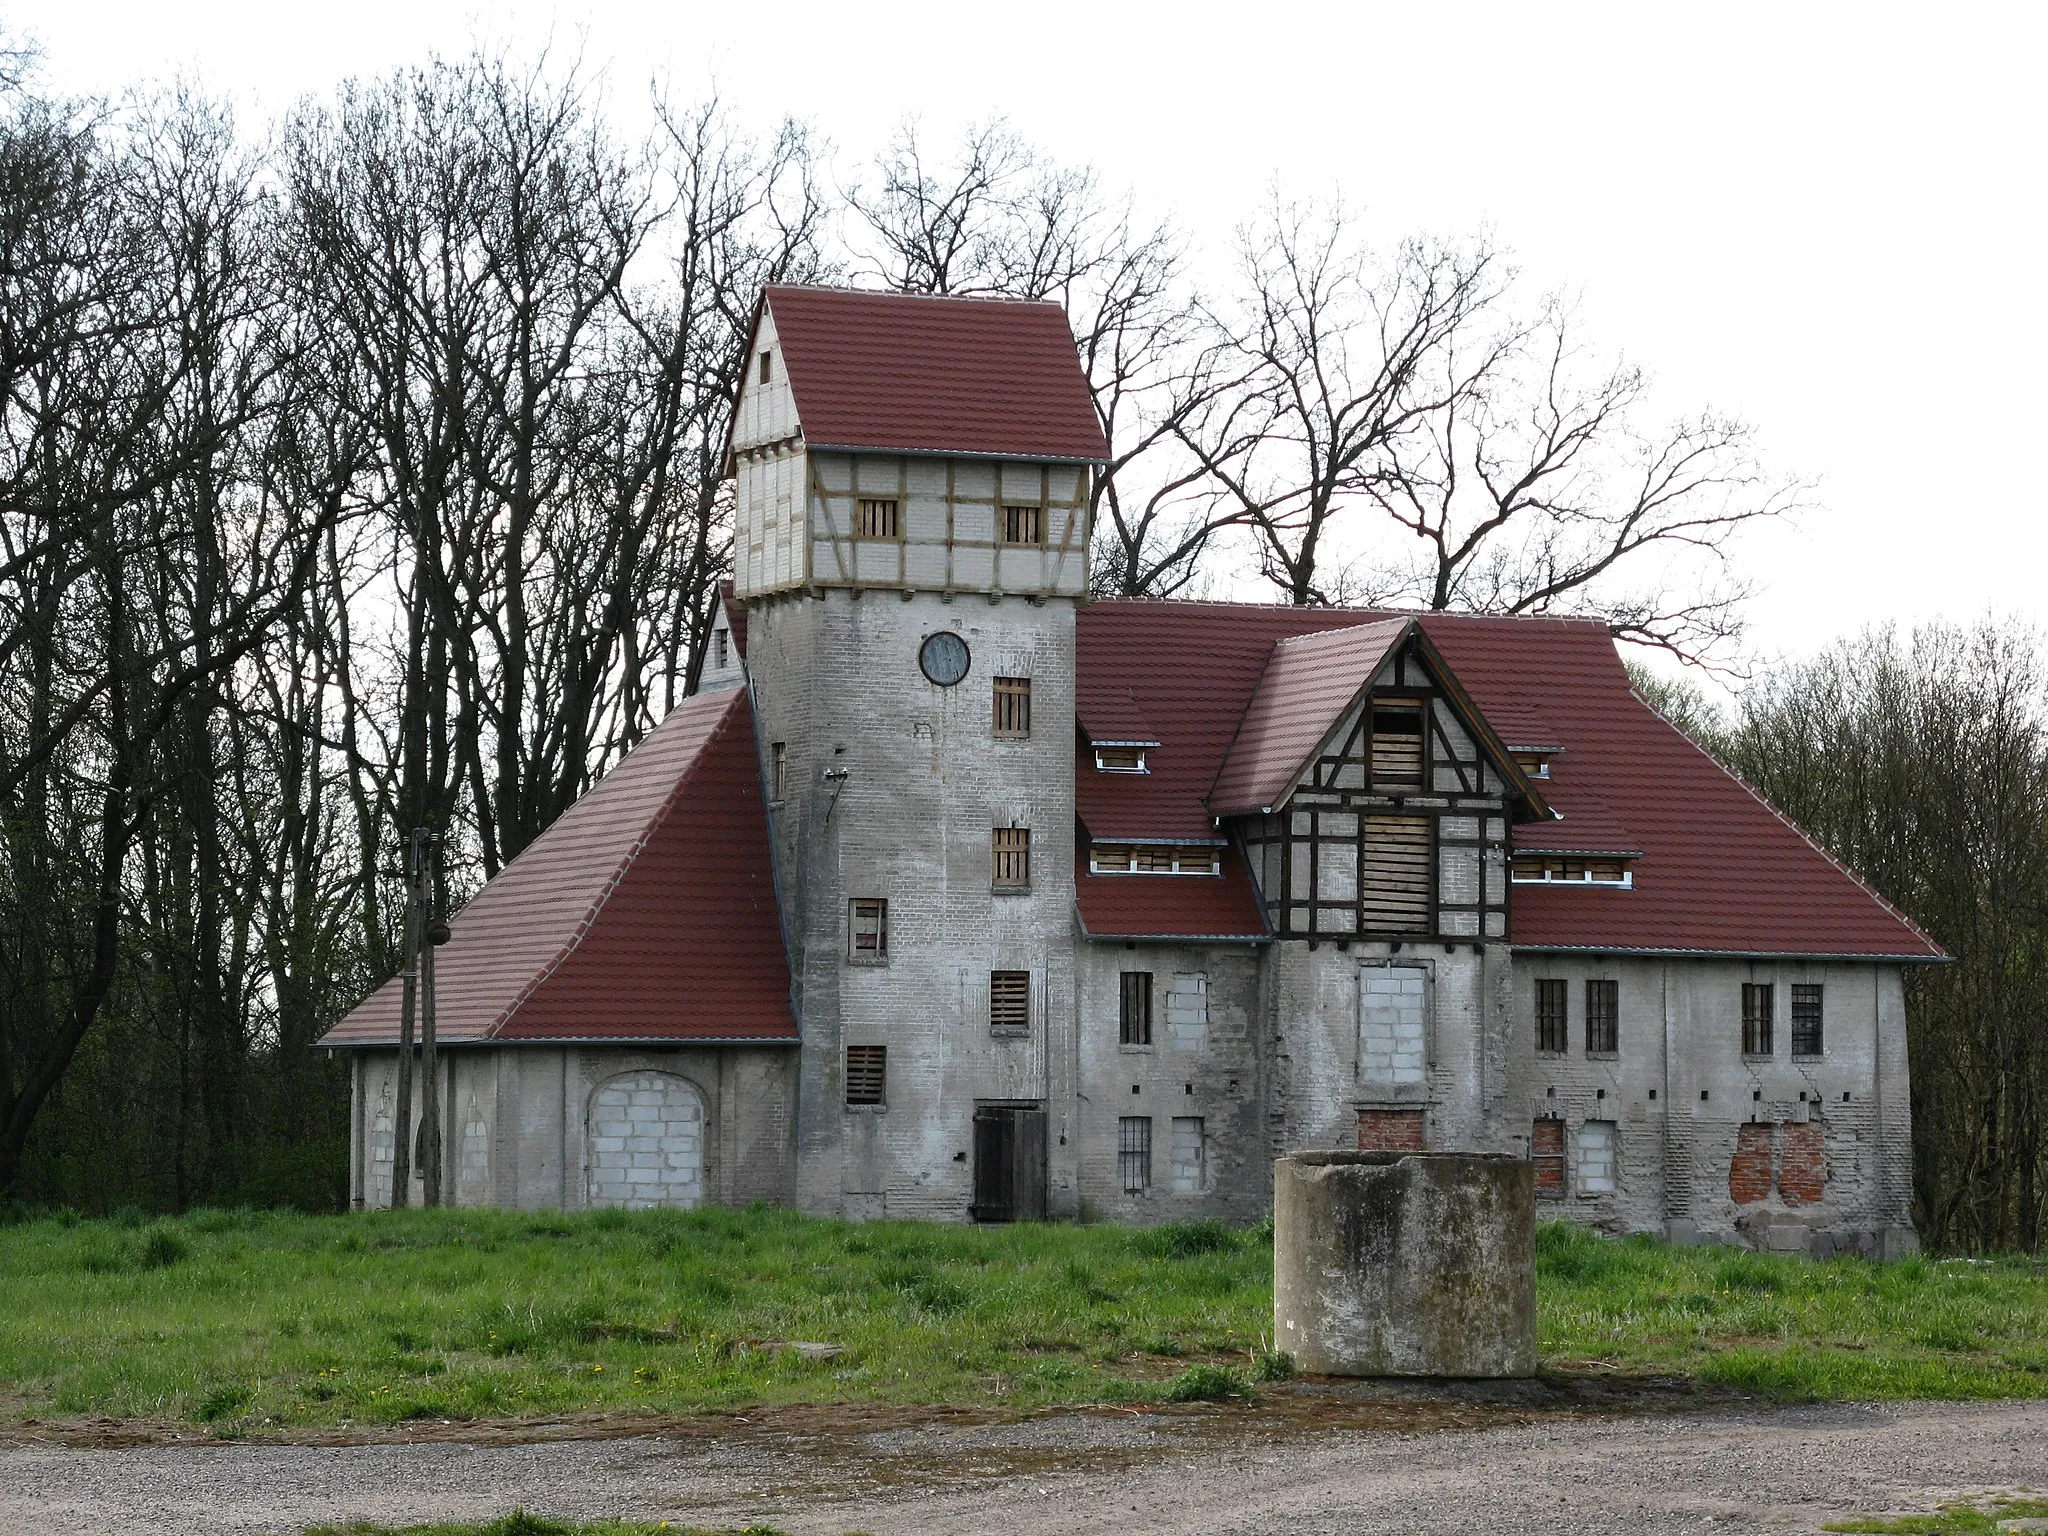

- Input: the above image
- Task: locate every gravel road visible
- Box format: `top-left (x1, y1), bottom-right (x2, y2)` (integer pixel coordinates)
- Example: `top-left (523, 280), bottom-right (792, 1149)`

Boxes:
top-left (2, 1393), bottom-right (2043, 1535)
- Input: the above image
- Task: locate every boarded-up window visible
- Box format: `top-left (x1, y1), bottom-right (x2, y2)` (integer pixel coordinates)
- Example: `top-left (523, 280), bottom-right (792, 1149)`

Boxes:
top-left (1586, 979), bottom-right (1619, 1054)
top-left (1780, 1121), bottom-right (1824, 1203)
top-left (1357, 1108), bottom-right (1426, 1151)
top-left (856, 497), bottom-right (900, 538)
top-left (1576, 1120), bottom-right (1616, 1193)
top-left (1170, 1117), bottom-right (1205, 1192)
top-left (1119, 1116), bottom-right (1152, 1193)
top-left (1119, 972), bottom-right (1153, 1046)
top-left (1091, 843), bottom-right (1218, 875)
top-left (1742, 982), bottom-right (1774, 1056)
top-left (1730, 1121), bottom-right (1773, 1203)
top-left (844, 1046), bottom-right (886, 1106)
top-left (1166, 972), bottom-right (1208, 1052)
top-left (1510, 855), bottom-right (1632, 885)
top-left (1532, 1118), bottom-right (1565, 1198)
top-left (1370, 699), bottom-right (1424, 784)
top-left (771, 741), bottom-right (787, 801)
top-left (993, 676), bottom-right (1031, 738)
top-left (1361, 814), bottom-right (1431, 931)
top-left (992, 827), bottom-right (1031, 888)
top-left (1002, 504), bottom-right (1043, 545)
top-left (848, 898), bottom-right (887, 960)
top-left (1536, 978), bottom-right (1568, 1053)
top-left (990, 970), bottom-right (1030, 1036)
top-left (1792, 984), bottom-right (1824, 1056)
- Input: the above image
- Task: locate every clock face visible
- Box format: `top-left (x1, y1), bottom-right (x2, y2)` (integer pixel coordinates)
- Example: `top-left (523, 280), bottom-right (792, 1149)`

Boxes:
top-left (919, 631), bottom-right (971, 687)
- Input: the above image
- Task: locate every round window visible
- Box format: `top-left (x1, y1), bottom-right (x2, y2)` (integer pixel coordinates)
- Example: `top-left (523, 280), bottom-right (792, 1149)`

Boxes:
top-left (919, 631), bottom-right (971, 687)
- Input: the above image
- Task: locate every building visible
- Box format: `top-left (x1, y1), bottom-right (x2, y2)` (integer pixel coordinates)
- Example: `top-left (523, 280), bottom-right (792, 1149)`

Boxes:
top-left (321, 285), bottom-right (1940, 1255)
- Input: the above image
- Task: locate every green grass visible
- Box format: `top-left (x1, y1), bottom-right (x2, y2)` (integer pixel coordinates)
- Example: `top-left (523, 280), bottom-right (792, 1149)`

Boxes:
top-left (0, 1209), bottom-right (2042, 1430)
top-left (1823, 1495), bottom-right (2048, 1532)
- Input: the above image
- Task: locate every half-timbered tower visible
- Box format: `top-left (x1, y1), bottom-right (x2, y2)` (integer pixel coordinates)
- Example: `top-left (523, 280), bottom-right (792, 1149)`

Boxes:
top-left (324, 285), bottom-right (1939, 1258)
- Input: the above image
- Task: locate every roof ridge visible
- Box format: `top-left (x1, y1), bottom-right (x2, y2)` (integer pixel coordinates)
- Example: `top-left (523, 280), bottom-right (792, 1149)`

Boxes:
top-left (1089, 596), bottom-right (1613, 630)
top-left (485, 691), bottom-right (746, 1037)
top-left (1627, 688), bottom-right (1945, 959)
top-left (765, 281), bottom-right (1068, 311)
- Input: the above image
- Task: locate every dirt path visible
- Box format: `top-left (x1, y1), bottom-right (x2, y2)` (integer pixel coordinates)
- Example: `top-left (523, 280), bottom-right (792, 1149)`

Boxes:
top-left (2, 1390), bottom-right (2043, 1534)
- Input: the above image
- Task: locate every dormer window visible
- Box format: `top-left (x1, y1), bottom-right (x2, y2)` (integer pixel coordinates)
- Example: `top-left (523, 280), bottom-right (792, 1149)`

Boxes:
top-left (1511, 855), bottom-right (1633, 887)
top-left (1369, 698), bottom-right (1424, 785)
top-left (1513, 752), bottom-right (1553, 779)
top-left (1091, 843), bottom-right (1221, 876)
top-left (1093, 744), bottom-right (1151, 773)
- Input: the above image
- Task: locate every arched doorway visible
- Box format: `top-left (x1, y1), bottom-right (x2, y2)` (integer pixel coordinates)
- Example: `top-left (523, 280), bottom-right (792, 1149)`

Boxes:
top-left (586, 1071), bottom-right (706, 1209)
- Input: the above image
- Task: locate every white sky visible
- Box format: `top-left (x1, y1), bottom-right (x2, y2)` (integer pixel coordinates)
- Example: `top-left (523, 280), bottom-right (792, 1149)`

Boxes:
top-left (19, 0), bottom-right (2047, 675)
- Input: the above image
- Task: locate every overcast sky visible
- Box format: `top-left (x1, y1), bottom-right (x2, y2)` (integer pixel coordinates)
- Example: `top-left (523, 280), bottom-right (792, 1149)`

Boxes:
top-left (19, 1), bottom-right (2045, 673)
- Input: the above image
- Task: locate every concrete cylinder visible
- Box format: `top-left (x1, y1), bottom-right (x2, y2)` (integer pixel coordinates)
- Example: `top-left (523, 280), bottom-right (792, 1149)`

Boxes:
top-left (1273, 1150), bottom-right (1536, 1378)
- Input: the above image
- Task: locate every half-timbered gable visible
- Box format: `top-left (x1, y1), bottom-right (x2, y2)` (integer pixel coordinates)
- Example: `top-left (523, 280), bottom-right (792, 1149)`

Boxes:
top-left (1216, 620), bottom-right (1546, 943)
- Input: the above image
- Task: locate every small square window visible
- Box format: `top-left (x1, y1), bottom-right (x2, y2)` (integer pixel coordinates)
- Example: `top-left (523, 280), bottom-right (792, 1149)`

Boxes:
top-left (848, 898), bottom-right (887, 961)
top-left (1792, 983), bottom-right (1824, 1056)
top-left (1586, 979), bottom-right (1618, 1055)
top-left (1001, 504), bottom-right (1043, 545)
top-left (1120, 971), bottom-right (1153, 1047)
top-left (993, 676), bottom-right (1031, 739)
top-left (990, 970), bottom-right (1030, 1036)
top-left (856, 497), bottom-right (900, 539)
top-left (992, 827), bottom-right (1030, 889)
top-left (1118, 1116), bottom-right (1152, 1193)
top-left (1535, 979), bottom-right (1567, 1053)
top-left (1742, 982), bottom-right (1774, 1056)
top-left (844, 1045), bottom-right (885, 1106)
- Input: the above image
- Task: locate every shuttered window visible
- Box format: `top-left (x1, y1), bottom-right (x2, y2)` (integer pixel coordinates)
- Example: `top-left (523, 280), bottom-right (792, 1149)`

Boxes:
top-left (1360, 814), bottom-right (1431, 931)
top-left (1742, 983), bottom-right (1774, 1056)
top-left (992, 827), bottom-right (1030, 888)
top-left (1119, 972), bottom-right (1153, 1047)
top-left (1536, 979), bottom-right (1568, 1053)
top-left (856, 497), bottom-right (900, 538)
top-left (990, 970), bottom-right (1030, 1036)
top-left (844, 1046), bottom-right (886, 1106)
top-left (993, 676), bottom-right (1031, 738)
top-left (1586, 979), bottom-right (1619, 1054)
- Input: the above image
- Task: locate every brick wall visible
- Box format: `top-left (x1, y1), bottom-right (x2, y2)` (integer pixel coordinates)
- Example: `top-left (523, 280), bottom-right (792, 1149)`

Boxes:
top-left (1729, 1121), bottom-right (1774, 1204)
top-left (1779, 1121), bottom-right (1825, 1204)
top-left (1532, 1118), bottom-right (1565, 1198)
top-left (1358, 1108), bottom-right (1426, 1152)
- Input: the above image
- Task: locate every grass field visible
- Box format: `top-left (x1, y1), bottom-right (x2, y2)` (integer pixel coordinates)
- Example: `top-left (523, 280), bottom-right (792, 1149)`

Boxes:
top-left (0, 1205), bottom-right (2043, 1430)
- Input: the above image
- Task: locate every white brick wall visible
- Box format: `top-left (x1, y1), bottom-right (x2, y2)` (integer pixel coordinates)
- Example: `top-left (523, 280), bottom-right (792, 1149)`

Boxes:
top-left (587, 1071), bottom-right (705, 1210)
top-left (1360, 966), bottom-right (1428, 1085)
top-left (1170, 1116), bottom-right (1205, 1192)
top-left (1166, 972), bottom-right (1208, 1052)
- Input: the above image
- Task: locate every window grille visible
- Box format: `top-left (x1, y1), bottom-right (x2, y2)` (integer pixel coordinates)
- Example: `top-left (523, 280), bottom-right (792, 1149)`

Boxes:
top-left (1118, 1116), bottom-right (1152, 1193)
top-left (1792, 984), bottom-right (1824, 1056)
top-left (844, 1045), bottom-right (886, 1106)
top-left (1586, 979), bottom-right (1619, 1054)
top-left (1535, 979), bottom-right (1568, 1053)
top-left (1001, 504), bottom-right (1043, 545)
top-left (991, 827), bottom-right (1030, 888)
top-left (1532, 1118), bottom-right (1565, 1199)
top-left (993, 676), bottom-right (1031, 738)
top-left (771, 741), bottom-right (787, 801)
top-left (848, 899), bottom-right (887, 960)
top-left (1369, 699), bottom-right (1425, 784)
top-left (1119, 972), bottom-right (1153, 1046)
top-left (856, 497), bottom-right (900, 538)
top-left (990, 970), bottom-right (1030, 1036)
top-left (1742, 982), bottom-right (1775, 1056)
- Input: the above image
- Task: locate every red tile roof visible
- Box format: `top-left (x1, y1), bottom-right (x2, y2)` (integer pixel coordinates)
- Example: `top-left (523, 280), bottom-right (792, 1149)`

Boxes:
top-left (1075, 600), bottom-right (1943, 961)
top-left (1210, 618), bottom-right (1410, 815)
top-left (320, 689), bottom-right (796, 1048)
top-left (742, 285), bottom-right (1108, 464)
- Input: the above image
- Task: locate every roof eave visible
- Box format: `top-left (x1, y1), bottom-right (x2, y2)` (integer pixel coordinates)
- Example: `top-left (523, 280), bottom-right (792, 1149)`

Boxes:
top-left (1508, 942), bottom-right (1951, 964)
top-left (802, 440), bottom-right (1106, 467)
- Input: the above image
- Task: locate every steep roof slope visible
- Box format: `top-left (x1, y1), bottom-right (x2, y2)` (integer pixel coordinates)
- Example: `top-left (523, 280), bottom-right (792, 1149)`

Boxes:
top-left (320, 688), bottom-right (795, 1048)
top-left (1075, 599), bottom-right (1942, 961)
top-left (743, 285), bottom-right (1109, 464)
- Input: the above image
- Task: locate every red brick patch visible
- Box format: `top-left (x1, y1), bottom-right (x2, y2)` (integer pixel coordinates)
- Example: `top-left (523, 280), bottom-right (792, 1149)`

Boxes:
top-left (1729, 1122), bottom-right (1774, 1205)
top-left (1779, 1121), bottom-right (1825, 1204)
top-left (1531, 1118), bottom-right (1565, 1198)
top-left (1358, 1109), bottom-right (1426, 1152)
